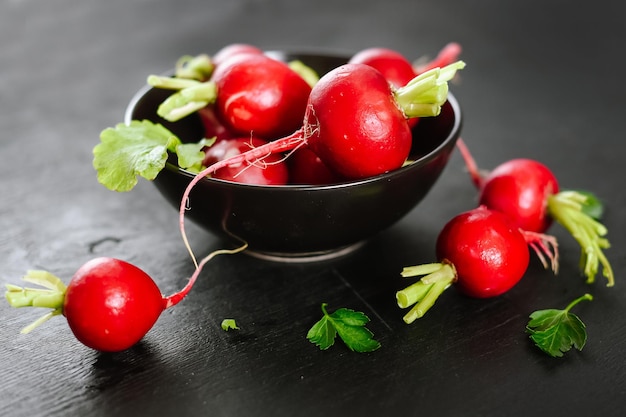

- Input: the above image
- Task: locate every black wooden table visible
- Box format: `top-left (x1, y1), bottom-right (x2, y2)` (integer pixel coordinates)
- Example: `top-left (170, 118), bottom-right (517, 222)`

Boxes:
top-left (2, 1), bottom-right (625, 416)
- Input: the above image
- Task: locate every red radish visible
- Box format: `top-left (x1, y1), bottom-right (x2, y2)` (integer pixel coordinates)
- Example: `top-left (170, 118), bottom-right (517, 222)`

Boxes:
top-left (288, 147), bottom-right (343, 185)
top-left (149, 53), bottom-right (313, 139)
top-left (349, 43), bottom-right (462, 129)
top-left (397, 206), bottom-right (530, 323)
top-left (414, 42), bottom-right (463, 75)
top-left (211, 43), bottom-right (263, 67)
top-left (304, 63), bottom-right (411, 178)
top-left (479, 158), bottom-right (558, 233)
top-left (62, 258), bottom-right (164, 352)
top-left (5, 248), bottom-right (246, 352)
top-left (349, 47), bottom-right (421, 129)
top-left (350, 43), bottom-right (463, 87)
top-left (349, 47), bottom-right (417, 90)
top-left (173, 44), bottom-right (263, 82)
top-left (202, 137), bottom-right (289, 185)
top-left (211, 53), bottom-right (313, 139)
top-left (456, 138), bottom-right (614, 286)
top-left (197, 105), bottom-right (235, 141)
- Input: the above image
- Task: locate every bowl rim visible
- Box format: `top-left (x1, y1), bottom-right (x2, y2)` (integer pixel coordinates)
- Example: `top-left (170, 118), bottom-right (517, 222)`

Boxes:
top-left (124, 57), bottom-right (462, 192)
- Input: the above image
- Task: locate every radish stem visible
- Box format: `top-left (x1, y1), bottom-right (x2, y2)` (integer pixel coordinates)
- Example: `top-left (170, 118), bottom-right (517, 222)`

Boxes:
top-left (564, 293), bottom-right (593, 312)
top-left (402, 280), bottom-right (450, 323)
top-left (455, 137), bottom-right (485, 188)
top-left (178, 129), bottom-right (307, 267)
top-left (547, 191), bottom-right (613, 286)
top-left (394, 61), bottom-right (465, 118)
top-left (396, 262), bottom-right (455, 323)
top-left (147, 75), bottom-right (201, 90)
top-left (5, 271), bottom-right (67, 334)
top-left (5, 271), bottom-right (66, 309)
top-left (153, 81), bottom-right (219, 121)
top-left (288, 60), bottom-right (320, 87)
top-left (163, 242), bottom-right (248, 309)
top-left (520, 230), bottom-right (560, 273)
top-left (396, 280), bottom-right (433, 308)
top-left (175, 54), bottom-right (214, 81)
top-left (401, 263), bottom-right (446, 277)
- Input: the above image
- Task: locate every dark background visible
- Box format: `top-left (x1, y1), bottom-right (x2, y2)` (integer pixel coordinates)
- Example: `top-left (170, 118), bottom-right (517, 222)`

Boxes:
top-left (1, 1), bottom-right (625, 416)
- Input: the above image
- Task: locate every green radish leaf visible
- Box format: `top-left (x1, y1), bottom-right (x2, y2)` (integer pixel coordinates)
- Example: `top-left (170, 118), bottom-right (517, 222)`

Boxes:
top-left (526, 294), bottom-right (592, 357)
top-left (176, 137), bottom-right (215, 173)
top-left (94, 120), bottom-right (181, 192)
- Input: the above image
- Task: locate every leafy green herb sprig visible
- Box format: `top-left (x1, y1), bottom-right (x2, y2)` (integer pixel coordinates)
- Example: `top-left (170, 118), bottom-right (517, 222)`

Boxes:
top-left (307, 303), bottom-right (380, 353)
top-left (526, 293), bottom-right (593, 357)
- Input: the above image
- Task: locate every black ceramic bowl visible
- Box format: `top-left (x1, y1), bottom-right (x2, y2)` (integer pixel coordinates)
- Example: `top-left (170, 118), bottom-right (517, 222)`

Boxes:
top-left (125, 51), bottom-right (462, 261)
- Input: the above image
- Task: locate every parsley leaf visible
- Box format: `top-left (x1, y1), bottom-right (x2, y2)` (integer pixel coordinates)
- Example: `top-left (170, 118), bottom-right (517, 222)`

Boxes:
top-left (307, 303), bottom-right (381, 353)
top-left (526, 293), bottom-right (593, 357)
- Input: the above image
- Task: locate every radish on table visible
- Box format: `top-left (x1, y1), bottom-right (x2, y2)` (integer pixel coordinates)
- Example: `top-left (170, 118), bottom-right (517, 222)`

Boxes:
top-left (396, 206), bottom-right (530, 323)
top-left (5, 247), bottom-right (246, 352)
top-left (456, 138), bottom-right (613, 286)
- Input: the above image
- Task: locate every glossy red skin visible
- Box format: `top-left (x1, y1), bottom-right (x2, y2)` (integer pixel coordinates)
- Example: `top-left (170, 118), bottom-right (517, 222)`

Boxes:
top-left (197, 105), bottom-right (234, 141)
top-left (479, 158), bottom-right (559, 233)
top-left (63, 258), bottom-right (164, 352)
top-left (305, 63), bottom-right (413, 179)
top-left (288, 146), bottom-right (343, 185)
top-left (211, 53), bottom-right (312, 140)
top-left (349, 47), bottom-right (419, 129)
top-left (436, 207), bottom-right (530, 298)
top-left (349, 47), bottom-right (416, 89)
top-left (211, 43), bottom-right (263, 67)
top-left (203, 137), bottom-right (289, 185)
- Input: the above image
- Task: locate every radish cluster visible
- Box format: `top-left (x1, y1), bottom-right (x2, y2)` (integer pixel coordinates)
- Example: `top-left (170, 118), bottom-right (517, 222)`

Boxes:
top-left (397, 139), bottom-right (614, 323)
top-left (148, 43), bottom-right (464, 185)
top-left (456, 138), bottom-right (613, 286)
top-left (6, 43), bottom-right (465, 352)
